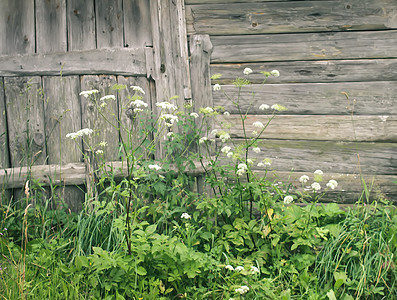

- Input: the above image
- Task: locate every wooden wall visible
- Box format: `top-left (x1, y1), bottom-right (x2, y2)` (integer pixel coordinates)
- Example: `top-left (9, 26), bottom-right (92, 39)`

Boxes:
top-left (186, 0), bottom-right (397, 201)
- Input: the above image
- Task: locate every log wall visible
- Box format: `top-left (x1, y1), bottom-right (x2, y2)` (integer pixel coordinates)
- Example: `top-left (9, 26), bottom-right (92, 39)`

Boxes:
top-left (186, 0), bottom-right (397, 201)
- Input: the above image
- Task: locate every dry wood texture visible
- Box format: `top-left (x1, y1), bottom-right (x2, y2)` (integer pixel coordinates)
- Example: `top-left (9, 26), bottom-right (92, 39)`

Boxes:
top-left (0, 0), bottom-right (35, 55)
top-left (210, 31), bottom-right (397, 63)
top-left (213, 82), bottom-right (397, 115)
top-left (96, 0), bottom-right (124, 48)
top-left (187, 0), bottom-right (397, 35)
top-left (215, 115), bottom-right (397, 142)
top-left (0, 49), bottom-right (146, 77)
top-left (0, 78), bottom-right (9, 170)
top-left (67, 0), bottom-right (96, 50)
top-left (124, 0), bottom-right (153, 48)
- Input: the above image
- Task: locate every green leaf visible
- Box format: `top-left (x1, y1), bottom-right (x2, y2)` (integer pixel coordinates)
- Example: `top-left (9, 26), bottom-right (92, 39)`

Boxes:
top-left (145, 224), bottom-right (157, 235)
top-left (326, 289), bottom-right (337, 300)
top-left (136, 266), bottom-right (147, 276)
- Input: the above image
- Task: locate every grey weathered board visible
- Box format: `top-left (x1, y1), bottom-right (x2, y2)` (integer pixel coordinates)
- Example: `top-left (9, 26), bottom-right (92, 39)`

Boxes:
top-left (124, 0), bottom-right (153, 48)
top-left (210, 59), bottom-right (397, 84)
top-left (67, 0), bottom-right (96, 50)
top-left (0, 78), bottom-right (9, 170)
top-left (210, 30), bottom-right (397, 63)
top-left (0, 48), bottom-right (146, 77)
top-left (4, 77), bottom-right (46, 167)
top-left (215, 115), bottom-right (397, 142)
top-left (36, 0), bottom-right (67, 54)
top-left (96, 0), bottom-right (124, 48)
top-left (186, 0), bottom-right (333, 3)
top-left (80, 75), bottom-right (120, 161)
top-left (43, 75), bottom-right (84, 211)
top-left (0, 0), bottom-right (35, 55)
top-left (217, 140), bottom-right (396, 175)
top-left (212, 82), bottom-right (397, 115)
top-left (186, 0), bottom-right (397, 35)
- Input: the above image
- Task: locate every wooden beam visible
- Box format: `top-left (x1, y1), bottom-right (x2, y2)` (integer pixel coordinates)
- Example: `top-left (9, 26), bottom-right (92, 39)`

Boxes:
top-left (186, 0), bottom-right (397, 35)
top-left (210, 30), bottom-right (397, 63)
top-left (0, 48), bottom-right (147, 76)
top-left (213, 81), bottom-right (397, 115)
top-left (215, 115), bottom-right (397, 142)
top-left (210, 59), bottom-right (397, 84)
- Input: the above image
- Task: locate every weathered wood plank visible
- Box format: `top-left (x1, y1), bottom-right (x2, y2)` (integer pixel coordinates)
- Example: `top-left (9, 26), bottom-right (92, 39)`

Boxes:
top-left (67, 0), bottom-right (96, 50)
top-left (43, 76), bottom-right (81, 164)
top-left (123, 0), bottom-right (153, 48)
top-left (0, 48), bottom-right (146, 77)
top-left (211, 30), bottom-right (397, 63)
top-left (36, 0), bottom-right (67, 53)
top-left (210, 59), bottom-right (397, 84)
top-left (215, 115), bottom-right (397, 142)
top-left (0, 0), bottom-right (35, 55)
top-left (96, 0), bottom-right (124, 48)
top-left (44, 76), bottom-right (84, 211)
top-left (186, 0), bottom-right (397, 35)
top-left (0, 78), bottom-right (9, 170)
top-left (213, 82), bottom-right (397, 115)
top-left (80, 75), bottom-right (120, 161)
top-left (4, 77), bottom-right (46, 167)
top-left (117, 76), bottom-right (151, 157)
top-left (186, 0), bottom-right (332, 3)
top-left (1, 162), bottom-right (395, 203)
top-left (218, 140), bottom-right (396, 175)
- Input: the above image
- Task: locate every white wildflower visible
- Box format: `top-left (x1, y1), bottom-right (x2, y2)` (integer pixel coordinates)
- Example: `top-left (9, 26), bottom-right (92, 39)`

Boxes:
top-left (259, 104), bottom-right (269, 110)
top-left (284, 195), bottom-right (294, 205)
top-left (131, 99), bottom-right (148, 108)
top-left (243, 67), bottom-right (253, 75)
top-left (326, 180), bottom-right (338, 190)
top-left (160, 114), bottom-right (178, 127)
top-left (299, 175), bottom-right (310, 184)
top-left (270, 70), bottom-right (280, 77)
top-left (250, 266), bottom-right (260, 274)
top-left (213, 84), bottom-right (221, 91)
top-left (221, 146), bottom-right (231, 154)
top-left (271, 104), bottom-right (287, 111)
top-left (66, 128), bottom-right (93, 139)
top-left (181, 213), bottom-right (191, 220)
top-left (247, 159), bottom-right (253, 165)
top-left (311, 182), bottom-right (321, 191)
top-left (253, 121), bottom-right (265, 129)
top-left (227, 152), bottom-right (234, 158)
top-left (134, 108), bottom-right (143, 113)
top-left (219, 132), bottom-right (230, 143)
top-left (257, 162), bottom-right (265, 167)
top-left (79, 89), bottom-right (99, 98)
top-left (314, 170), bottom-right (324, 175)
top-left (99, 141), bottom-right (107, 147)
top-left (156, 101), bottom-right (177, 111)
top-left (130, 86), bottom-right (145, 94)
top-left (95, 149), bottom-right (103, 155)
top-left (235, 285), bottom-right (249, 294)
top-left (148, 164), bottom-right (162, 171)
top-left (201, 107), bottom-right (214, 114)
top-left (224, 111), bottom-right (230, 116)
top-left (238, 163), bottom-right (248, 170)
top-left (199, 137), bottom-right (208, 144)
top-left (190, 112), bottom-right (199, 119)
top-left (225, 265), bottom-right (234, 271)
top-left (166, 132), bottom-right (174, 139)
top-left (314, 169), bottom-right (324, 182)
top-left (235, 266), bottom-right (244, 272)
top-left (263, 158), bottom-right (272, 166)
top-left (100, 95), bottom-right (116, 101)
top-left (252, 130), bottom-right (258, 136)
top-left (211, 129), bottom-right (218, 136)
top-left (236, 169), bottom-right (246, 176)
top-left (252, 147), bottom-right (261, 153)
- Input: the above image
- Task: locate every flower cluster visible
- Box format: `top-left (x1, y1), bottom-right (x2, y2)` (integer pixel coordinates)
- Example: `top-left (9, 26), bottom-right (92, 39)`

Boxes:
top-left (200, 107), bottom-right (214, 114)
top-left (236, 163), bottom-right (248, 176)
top-left (299, 171), bottom-right (338, 193)
top-left (190, 112), bottom-right (199, 119)
top-left (130, 99), bottom-right (148, 113)
top-left (156, 101), bottom-right (177, 111)
top-left (160, 114), bottom-right (178, 127)
top-left (66, 128), bottom-right (93, 139)
top-left (257, 158), bottom-right (272, 167)
top-left (100, 95), bottom-right (116, 101)
top-left (148, 164), bottom-right (161, 171)
top-left (253, 121), bottom-right (265, 130)
top-left (131, 85), bottom-right (145, 94)
top-left (243, 67), bottom-right (253, 75)
top-left (259, 104), bottom-right (269, 110)
top-left (79, 89), bottom-right (99, 98)
top-left (271, 104), bottom-right (287, 112)
top-left (235, 285), bottom-right (250, 295)
top-left (213, 84), bottom-right (221, 91)
top-left (181, 213), bottom-right (191, 220)
top-left (284, 195), bottom-right (294, 205)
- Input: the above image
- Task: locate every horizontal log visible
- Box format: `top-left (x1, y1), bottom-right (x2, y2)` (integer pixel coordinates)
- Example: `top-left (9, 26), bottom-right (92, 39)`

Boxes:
top-left (210, 30), bottom-right (397, 63)
top-left (210, 59), bottom-right (397, 84)
top-left (0, 48), bottom-right (146, 76)
top-left (187, 0), bottom-right (397, 35)
top-left (212, 82), bottom-right (397, 115)
top-left (217, 140), bottom-right (397, 175)
top-left (186, 0), bottom-right (331, 4)
top-left (215, 115), bottom-right (397, 142)
top-left (0, 160), bottom-right (209, 189)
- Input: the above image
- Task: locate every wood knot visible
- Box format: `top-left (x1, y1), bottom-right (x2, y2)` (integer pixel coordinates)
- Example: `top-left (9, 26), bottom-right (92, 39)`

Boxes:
top-left (251, 22), bottom-right (258, 28)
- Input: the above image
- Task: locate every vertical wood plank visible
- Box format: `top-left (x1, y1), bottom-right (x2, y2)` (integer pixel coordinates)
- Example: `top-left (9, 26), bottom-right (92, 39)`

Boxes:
top-left (123, 0), bottom-right (152, 48)
top-left (80, 75), bottom-right (120, 161)
top-left (0, 0), bottom-right (35, 55)
top-left (0, 78), bottom-right (11, 204)
top-left (36, 0), bottom-right (67, 53)
top-left (43, 76), bottom-right (83, 211)
top-left (117, 76), bottom-right (151, 158)
top-left (67, 0), bottom-right (96, 51)
top-left (95, 0), bottom-right (124, 48)
top-left (4, 77), bottom-right (46, 167)
top-left (4, 77), bottom-right (47, 203)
